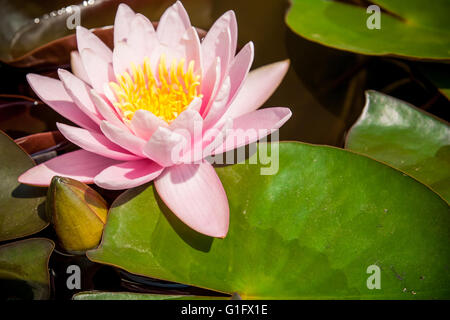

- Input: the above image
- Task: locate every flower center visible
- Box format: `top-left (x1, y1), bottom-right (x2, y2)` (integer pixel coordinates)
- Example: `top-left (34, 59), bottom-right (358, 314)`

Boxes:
top-left (109, 56), bottom-right (201, 123)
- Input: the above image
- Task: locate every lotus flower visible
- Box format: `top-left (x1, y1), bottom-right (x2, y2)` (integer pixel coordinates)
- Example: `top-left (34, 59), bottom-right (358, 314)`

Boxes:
top-left (19, 2), bottom-right (291, 238)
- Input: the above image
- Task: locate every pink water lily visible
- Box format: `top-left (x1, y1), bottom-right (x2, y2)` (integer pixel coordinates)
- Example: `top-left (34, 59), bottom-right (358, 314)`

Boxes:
top-left (19, 2), bottom-right (291, 238)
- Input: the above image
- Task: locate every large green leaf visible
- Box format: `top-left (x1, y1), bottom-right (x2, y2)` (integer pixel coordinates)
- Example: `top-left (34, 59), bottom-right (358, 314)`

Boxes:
top-left (73, 292), bottom-right (228, 300)
top-left (285, 0), bottom-right (450, 60)
top-left (346, 90), bottom-right (450, 202)
top-left (0, 238), bottom-right (54, 300)
top-left (0, 130), bottom-right (48, 241)
top-left (88, 142), bottom-right (449, 299)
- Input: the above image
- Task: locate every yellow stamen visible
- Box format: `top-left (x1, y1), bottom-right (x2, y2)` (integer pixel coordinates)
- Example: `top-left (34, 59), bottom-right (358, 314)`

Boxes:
top-left (109, 55), bottom-right (202, 123)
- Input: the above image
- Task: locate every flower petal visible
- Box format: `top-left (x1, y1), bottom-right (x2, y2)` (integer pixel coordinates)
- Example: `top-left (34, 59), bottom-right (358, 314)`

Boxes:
top-left (200, 57), bottom-right (221, 115)
top-left (114, 3), bottom-right (136, 46)
top-left (26, 73), bottom-right (98, 131)
top-left (143, 127), bottom-right (186, 166)
top-left (181, 27), bottom-right (202, 74)
top-left (80, 48), bottom-right (115, 93)
top-left (203, 42), bottom-right (254, 131)
top-left (223, 60), bottom-right (290, 119)
top-left (94, 159), bottom-right (163, 190)
top-left (202, 76), bottom-right (231, 128)
top-left (154, 161), bottom-right (229, 238)
top-left (70, 51), bottom-right (90, 84)
top-left (201, 117), bottom-right (234, 158)
top-left (100, 121), bottom-right (146, 157)
top-left (18, 150), bottom-right (119, 186)
top-left (170, 109), bottom-right (203, 155)
top-left (76, 26), bottom-right (112, 62)
top-left (157, 1), bottom-right (190, 47)
top-left (186, 96), bottom-right (202, 113)
top-left (112, 41), bottom-right (134, 75)
top-left (57, 69), bottom-right (103, 124)
top-left (226, 42), bottom-right (254, 106)
top-left (130, 109), bottom-right (168, 140)
top-left (57, 123), bottom-right (140, 161)
top-left (201, 11), bottom-right (233, 81)
top-left (228, 11), bottom-right (238, 58)
top-left (170, 109), bottom-right (203, 136)
top-left (213, 107), bottom-right (292, 154)
top-left (127, 14), bottom-right (158, 65)
top-left (182, 117), bottom-right (233, 163)
top-left (90, 90), bottom-right (129, 131)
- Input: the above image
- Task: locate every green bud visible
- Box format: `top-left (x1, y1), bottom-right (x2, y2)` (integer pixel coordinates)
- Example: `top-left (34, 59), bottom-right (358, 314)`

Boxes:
top-left (46, 176), bottom-right (108, 254)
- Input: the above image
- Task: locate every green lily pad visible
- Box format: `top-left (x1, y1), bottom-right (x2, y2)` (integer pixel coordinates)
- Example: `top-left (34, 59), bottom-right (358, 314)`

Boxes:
top-left (346, 90), bottom-right (450, 202)
top-left (88, 142), bottom-right (449, 299)
top-left (285, 0), bottom-right (450, 60)
top-left (73, 291), bottom-right (228, 300)
top-left (0, 130), bottom-right (48, 241)
top-left (0, 238), bottom-right (54, 300)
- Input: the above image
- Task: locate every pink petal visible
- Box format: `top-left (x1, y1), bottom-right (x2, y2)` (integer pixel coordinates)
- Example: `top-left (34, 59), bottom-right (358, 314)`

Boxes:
top-left (100, 121), bottom-right (146, 157)
top-left (76, 26), bottom-right (112, 62)
top-left (202, 76), bottom-right (231, 128)
top-left (223, 60), bottom-right (290, 119)
top-left (70, 51), bottom-right (90, 84)
top-left (130, 109), bottom-right (168, 140)
top-left (18, 150), bottom-right (120, 186)
top-left (127, 14), bottom-right (158, 65)
top-left (103, 82), bottom-right (118, 105)
top-left (182, 117), bottom-right (233, 163)
top-left (149, 44), bottom-right (183, 72)
top-left (201, 117), bottom-right (234, 158)
top-left (94, 159), bottom-right (163, 190)
top-left (203, 42), bottom-right (254, 128)
top-left (170, 109), bottom-right (203, 149)
top-left (157, 1), bottom-right (190, 47)
top-left (226, 42), bottom-right (254, 106)
top-left (112, 41), bottom-right (134, 75)
top-left (57, 69), bottom-right (103, 124)
top-left (201, 11), bottom-right (233, 83)
top-left (181, 27), bottom-right (202, 74)
top-left (80, 48), bottom-right (115, 93)
top-left (155, 162), bottom-right (229, 237)
top-left (186, 97), bottom-right (202, 113)
top-left (114, 3), bottom-right (136, 46)
top-left (90, 90), bottom-right (129, 131)
top-left (143, 127), bottom-right (186, 166)
top-left (200, 57), bottom-right (221, 115)
top-left (228, 11), bottom-right (238, 57)
top-left (26, 74), bottom-right (98, 131)
top-left (213, 107), bottom-right (292, 154)
top-left (57, 123), bottom-right (140, 161)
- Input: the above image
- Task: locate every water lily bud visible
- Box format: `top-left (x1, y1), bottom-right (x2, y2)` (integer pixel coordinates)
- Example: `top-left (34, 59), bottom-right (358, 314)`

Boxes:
top-left (46, 176), bottom-right (108, 254)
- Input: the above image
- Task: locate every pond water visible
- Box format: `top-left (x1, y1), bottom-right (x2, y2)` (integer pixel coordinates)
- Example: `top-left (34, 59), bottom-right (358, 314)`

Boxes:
top-left (0, 0), bottom-right (448, 145)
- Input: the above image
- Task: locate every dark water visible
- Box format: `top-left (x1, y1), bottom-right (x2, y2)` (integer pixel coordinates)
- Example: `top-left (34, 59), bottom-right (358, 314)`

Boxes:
top-left (1, 0), bottom-right (447, 145)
